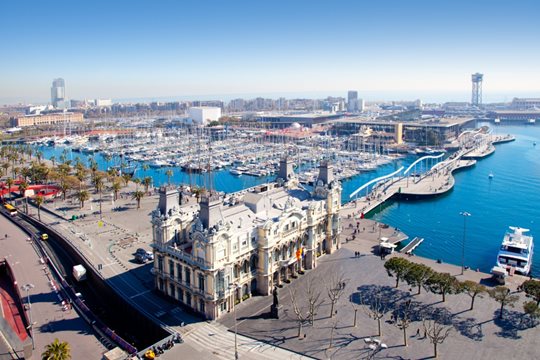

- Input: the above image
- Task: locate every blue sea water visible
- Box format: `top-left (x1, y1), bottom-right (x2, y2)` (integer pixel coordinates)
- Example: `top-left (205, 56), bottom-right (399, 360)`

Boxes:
top-left (34, 124), bottom-right (540, 276)
top-left (372, 124), bottom-right (540, 277)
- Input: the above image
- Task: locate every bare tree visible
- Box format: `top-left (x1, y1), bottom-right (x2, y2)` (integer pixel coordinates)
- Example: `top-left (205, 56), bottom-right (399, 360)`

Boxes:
top-left (326, 272), bottom-right (347, 318)
top-left (394, 300), bottom-right (413, 347)
top-left (423, 319), bottom-right (452, 359)
top-left (362, 293), bottom-right (387, 337)
top-left (306, 277), bottom-right (324, 325)
top-left (289, 287), bottom-right (310, 339)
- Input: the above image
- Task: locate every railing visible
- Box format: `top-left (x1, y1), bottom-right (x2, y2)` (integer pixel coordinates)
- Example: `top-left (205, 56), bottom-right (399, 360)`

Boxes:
top-left (153, 243), bottom-right (211, 270)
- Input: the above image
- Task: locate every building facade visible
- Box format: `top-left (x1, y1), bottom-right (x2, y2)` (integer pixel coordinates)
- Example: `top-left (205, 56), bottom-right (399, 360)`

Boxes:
top-left (51, 78), bottom-right (66, 108)
top-left (15, 112), bottom-right (84, 127)
top-left (188, 107), bottom-right (222, 125)
top-left (151, 159), bottom-right (342, 319)
top-left (347, 90), bottom-right (359, 113)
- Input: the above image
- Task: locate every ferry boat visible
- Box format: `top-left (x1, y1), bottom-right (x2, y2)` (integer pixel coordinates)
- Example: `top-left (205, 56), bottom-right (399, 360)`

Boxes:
top-left (494, 226), bottom-right (534, 276)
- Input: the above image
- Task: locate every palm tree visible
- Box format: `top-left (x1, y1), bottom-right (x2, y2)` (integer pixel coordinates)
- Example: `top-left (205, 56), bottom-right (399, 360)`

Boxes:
top-left (133, 178), bottom-right (141, 190)
top-left (35, 150), bottom-right (43, 164)
top-left (18, 180), bottom-right (29, 214)
top-left (166, 169), bottom-right (174, 186)
top-left (5, 177), bottom-right (14, 204)
top-left (111, 180), bottom-right (121, 201)
top-left (60, 180), bottom-right (71, 201)
top-left (41, 338), bottom-right (71, 360)
top-left (132, 190), bottom-right (145, 209)
top-left (76, 189), bottom-right (89, 209)
top-left (121, 173), bottom-right (131, 187)
top-left (95, 176), bottom-right (105, 218)
top-left (50, 155), bottom-right (56, 168)
top-left (142, 163), bottom-right (150, 172)
top-left (35, 194), bottom-right (44, 221)
top-left (142, 176), bottom-right (152, 194)
top-left (1, 162), bottom-right (9, 177)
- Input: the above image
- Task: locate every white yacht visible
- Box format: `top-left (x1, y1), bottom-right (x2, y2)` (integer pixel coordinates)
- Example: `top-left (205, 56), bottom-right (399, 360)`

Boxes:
top-left (495, 226), bottom-right (534, 275)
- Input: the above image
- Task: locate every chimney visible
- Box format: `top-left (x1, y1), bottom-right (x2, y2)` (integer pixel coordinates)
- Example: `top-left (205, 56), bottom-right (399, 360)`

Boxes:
top-left (200, 193), bottom-right (222, 229)
top-left (278, 157), bottom-right (294, 181)
top-left (158, 188), bottom-right (179, 216)
top-left (318, 160), bottom-right (334, 185)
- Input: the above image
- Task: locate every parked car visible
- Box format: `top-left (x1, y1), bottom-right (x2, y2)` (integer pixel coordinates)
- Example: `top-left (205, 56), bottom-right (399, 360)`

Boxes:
top-left (135, 253), bottom-right (147, 264)
top-left (135, 248), bottom-right (147, 256)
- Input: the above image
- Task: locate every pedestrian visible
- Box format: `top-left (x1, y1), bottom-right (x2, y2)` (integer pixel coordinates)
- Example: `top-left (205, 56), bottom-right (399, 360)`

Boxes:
top-left (415, 328), bottom-right (420, 337)
top-left (423, 329), bottom-right (427, 338)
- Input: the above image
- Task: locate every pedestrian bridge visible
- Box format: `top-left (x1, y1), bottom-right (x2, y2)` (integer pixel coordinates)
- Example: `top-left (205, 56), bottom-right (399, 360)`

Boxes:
top-left (350, 152), bottom-right (445, 199)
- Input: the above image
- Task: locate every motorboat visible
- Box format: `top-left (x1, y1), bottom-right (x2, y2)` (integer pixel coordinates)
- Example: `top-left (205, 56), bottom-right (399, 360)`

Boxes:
top-left (488, 171), bottom-right (494, 179)
top-left (493, 226), bottom-right (534, 276)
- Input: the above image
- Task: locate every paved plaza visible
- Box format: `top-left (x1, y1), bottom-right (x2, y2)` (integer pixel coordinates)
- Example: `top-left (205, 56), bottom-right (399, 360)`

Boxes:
top-left (217, 212), bottom-right (538, 360)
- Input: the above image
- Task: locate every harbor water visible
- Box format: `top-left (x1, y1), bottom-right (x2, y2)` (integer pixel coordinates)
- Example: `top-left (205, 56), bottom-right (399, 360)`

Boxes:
top-left (372, 124), bottom-right (540, 277)
top-left (34, 123), bottom-right (540, 277)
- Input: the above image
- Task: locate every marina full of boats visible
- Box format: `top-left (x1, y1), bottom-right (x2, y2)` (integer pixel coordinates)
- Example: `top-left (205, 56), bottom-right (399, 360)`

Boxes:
top-left (28, 129), bottom-right (407, 185)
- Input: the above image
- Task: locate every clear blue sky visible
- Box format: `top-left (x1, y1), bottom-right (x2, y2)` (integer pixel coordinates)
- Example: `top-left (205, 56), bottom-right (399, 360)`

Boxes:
top-left (1, 0), bottom-right (539, 104)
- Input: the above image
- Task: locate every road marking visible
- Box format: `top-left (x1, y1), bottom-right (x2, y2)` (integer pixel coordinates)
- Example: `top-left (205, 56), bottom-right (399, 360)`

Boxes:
top-left (130, 289), bottom-right (151, 299)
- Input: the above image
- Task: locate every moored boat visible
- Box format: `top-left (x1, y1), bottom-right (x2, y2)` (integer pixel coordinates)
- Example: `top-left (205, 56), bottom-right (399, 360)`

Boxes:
top-left (493, 226), bottom-right (534, 276)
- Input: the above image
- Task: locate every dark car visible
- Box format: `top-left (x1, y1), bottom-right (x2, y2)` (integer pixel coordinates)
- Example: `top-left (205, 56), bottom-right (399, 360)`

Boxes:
top-left (135, 253), bottom-right (147, 264)
top-left (135, 248), bottom-right (147, 256)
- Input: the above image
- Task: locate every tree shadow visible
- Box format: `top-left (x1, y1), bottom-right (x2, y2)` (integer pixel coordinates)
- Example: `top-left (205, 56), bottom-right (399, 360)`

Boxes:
top-left (493, 309), bottom-right (539, 339)
top-left (351, 284), bottom-right (411, 314)
top-left (453, 317), bottom-right (484, 341)
top-left (112, 206), bottom-right (130, 212)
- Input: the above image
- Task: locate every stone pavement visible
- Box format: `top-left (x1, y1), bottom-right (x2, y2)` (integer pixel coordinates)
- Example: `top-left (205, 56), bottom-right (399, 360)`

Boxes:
top-left (218, 244), bottom-right (539, 360)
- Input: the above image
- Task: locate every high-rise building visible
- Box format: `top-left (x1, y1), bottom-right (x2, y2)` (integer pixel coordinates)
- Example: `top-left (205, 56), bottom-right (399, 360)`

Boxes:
top-left (347, 90), bottom-right (359, 112)
top-left (471, 73), bottom-right (483, 107)
top-left (50, 78), bottom-right (66, 108)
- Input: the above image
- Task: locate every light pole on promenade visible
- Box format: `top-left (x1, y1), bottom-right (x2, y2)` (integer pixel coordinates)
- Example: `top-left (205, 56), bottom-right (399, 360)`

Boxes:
top-left (22, 283), bottom-right (35, 350)
top-left (460, 212), bottom-right (471, 275)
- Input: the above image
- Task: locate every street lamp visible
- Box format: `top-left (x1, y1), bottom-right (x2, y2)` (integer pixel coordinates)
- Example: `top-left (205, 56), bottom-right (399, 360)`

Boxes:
top-left (21, 283), bottom-right (35, 350)
top-left (229, 283), bottom-right (239, 360)
top-left (459, 212), bottom-right (471, 275)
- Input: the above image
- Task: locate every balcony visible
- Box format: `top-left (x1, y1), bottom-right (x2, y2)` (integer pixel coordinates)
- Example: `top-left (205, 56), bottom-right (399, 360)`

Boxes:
top-left (154, 243), bottom-right (212, 270)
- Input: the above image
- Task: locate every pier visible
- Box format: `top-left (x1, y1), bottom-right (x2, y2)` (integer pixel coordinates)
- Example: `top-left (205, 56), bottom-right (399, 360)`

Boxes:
top-left (348, 134), bottom-right (515, 217)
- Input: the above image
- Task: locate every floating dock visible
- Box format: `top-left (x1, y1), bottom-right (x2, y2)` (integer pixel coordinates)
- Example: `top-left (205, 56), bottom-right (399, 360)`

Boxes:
top-left (400, 237), bottom-right (424, 254)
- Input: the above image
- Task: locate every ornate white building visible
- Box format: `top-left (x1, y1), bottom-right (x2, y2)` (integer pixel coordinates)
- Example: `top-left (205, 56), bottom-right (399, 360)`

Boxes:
top-left (150, 158), bottom-right (341, 319)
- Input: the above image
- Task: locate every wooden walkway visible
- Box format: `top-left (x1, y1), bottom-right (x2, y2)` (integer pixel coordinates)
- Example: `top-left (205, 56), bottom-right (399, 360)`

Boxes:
top-left (348, 134), bottom-right (515, 216)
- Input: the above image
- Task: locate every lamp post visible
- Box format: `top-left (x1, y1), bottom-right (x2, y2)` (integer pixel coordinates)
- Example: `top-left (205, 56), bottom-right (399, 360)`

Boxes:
top-left (459, 212), bottom-right (471, 275)
top-left (22, 283), bottom-right (35, 349)
top-left (229, 283), bottom-right (239, 360)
